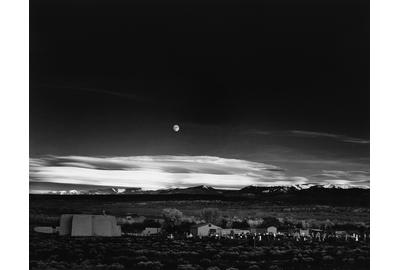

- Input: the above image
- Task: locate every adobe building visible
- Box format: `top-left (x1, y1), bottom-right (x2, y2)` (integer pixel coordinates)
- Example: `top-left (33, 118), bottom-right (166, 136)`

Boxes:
top-left (59, 214), bottom-right (73, 235)
top-left (300, 228), bottom-right (310, 236)
top-left (190, 223), bottom-right (222, 237)
top-left (267, 226), bottom-right (278, 234)
top-left (33, 226), bottom-right (56, 234)
top-left (58, 214), bottom-right (121, 237)
top-left (221, 228), bottom-right (250, 236)
top-left (250, 228), bottom-right (267, 234)
top-left (141, 227), bottom-right (162, 236)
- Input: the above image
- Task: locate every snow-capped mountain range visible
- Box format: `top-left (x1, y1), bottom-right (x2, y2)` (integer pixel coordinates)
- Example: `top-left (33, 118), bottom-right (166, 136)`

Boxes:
top-left (31, 184), bottom-right (369, 195)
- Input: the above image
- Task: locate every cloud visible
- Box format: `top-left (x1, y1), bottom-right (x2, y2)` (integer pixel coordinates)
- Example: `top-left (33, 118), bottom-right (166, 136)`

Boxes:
top-left (291, 130), bottom-right (369, 144)
top-left (242, 130), bottom-right (272, 136)
top-left (30, 155), bottom-right (309, 191)
top-left (30, 155), bottom-right (370, 191)
top-left (242, 129), bottom-right (369, 145)
top-left (309, 170), bottom-right (370, 187)
top-left (38, 84), bottom-right (148, 102)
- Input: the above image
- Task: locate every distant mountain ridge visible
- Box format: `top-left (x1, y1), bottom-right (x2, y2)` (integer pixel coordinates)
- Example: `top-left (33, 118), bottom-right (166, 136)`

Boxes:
top-left (33, 184), bottom-right (369, 195)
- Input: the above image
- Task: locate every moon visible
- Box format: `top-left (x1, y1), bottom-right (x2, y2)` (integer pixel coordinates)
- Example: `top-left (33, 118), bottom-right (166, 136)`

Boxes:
top-left (173, 124), bottom-right (180, 132)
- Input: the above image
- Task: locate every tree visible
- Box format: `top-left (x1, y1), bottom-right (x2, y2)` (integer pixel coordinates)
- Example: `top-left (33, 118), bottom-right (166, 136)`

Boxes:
top-left (232, 220), bottom-right (249, 229)
top-left (143, 219), bottom-right (161, 228)
top-left (261, 217), bottom-right (280, 228)
top-left (162, 208), bottom-right (183, 226)
top-left (200, 208), bottom-right (220, 224)
top-left (220, 219), bottom-right (229, 229)
top-left (175, 221), bottom-right (196, 234)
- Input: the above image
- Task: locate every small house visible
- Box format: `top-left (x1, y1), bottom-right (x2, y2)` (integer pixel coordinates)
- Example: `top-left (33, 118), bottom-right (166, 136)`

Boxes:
top-left (335, 230), bottom-right (347, 238)
top-left (190, 223), bottom-right (222, 237)
top-left (126, 215), bottom-right (146, 224)
top-left (141, 227), bottom-right (161, 236)
top-left (34, 226), bottom-right (56, 234)
top-left (299, 229), bottom-right (310, 236)
top-left (250, 228), bottom-right (267, 234)
top-left (267, 226), bottom-right (278, 234)
top-left (310, 229), bottom-right (323, 237)
top-left (221, 228), bottom-right (250, 236)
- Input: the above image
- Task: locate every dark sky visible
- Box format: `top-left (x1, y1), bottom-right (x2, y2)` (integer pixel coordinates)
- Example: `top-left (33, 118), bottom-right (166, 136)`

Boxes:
top-left (30, 0), bottom-right (369, 190)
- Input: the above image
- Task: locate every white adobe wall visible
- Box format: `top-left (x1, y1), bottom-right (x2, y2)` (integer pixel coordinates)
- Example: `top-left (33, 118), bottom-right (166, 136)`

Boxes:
top-left (93, 216), bottom-right (113, 236)
top-left (197, 224), bottom-right (221, 236)
top-left (60, 214), bottom-right (121, 237)
top-left (59, 214), bottom-right (73, 235)
top-left (71, 215), bottom-right (93, 236)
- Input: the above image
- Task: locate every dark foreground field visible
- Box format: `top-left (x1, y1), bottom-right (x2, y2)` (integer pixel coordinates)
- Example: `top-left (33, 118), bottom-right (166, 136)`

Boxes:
top-left (30, 233), bottom-right (369, 270)
top-left (30, 194), bottom-right (369, 269)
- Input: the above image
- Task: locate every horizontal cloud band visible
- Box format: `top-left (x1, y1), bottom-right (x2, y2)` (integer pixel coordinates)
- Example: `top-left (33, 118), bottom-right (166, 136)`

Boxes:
top-left (30, 155), bottom-right (309, 190)
top-left (29, 155), bottom-right (369, 191)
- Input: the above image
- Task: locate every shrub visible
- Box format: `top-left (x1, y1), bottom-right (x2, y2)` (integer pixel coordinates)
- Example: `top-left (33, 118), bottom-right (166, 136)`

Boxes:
top-left (199, 258), bottom-right (212, 267)
top-left (206, 267), bottom-right (221, 270)
top-left (302, 257), bottom-right (314, 263)
top-left (137, 261), bottom-right (163, 270)
top-left (135, 256), bottom-right (149, 262)
top-left (323, 255), bottom-right (334, 261)
top-left (108, 263), bottom-right (125, 270)
top-left (177, 264), bottom-right (197, 270)
top-left (200, 208), bottom-right (221, 224)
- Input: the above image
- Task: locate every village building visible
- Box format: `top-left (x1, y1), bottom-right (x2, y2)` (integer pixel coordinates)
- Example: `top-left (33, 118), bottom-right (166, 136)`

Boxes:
top-left (335, 230), bottom-right (348, 238)
top-left (58, 214), bottom-right (121, 237)
top-left (310, 229), bottom-right (323, 238)
top-left (267, 226), bottom-right (278, 234)
top-left (247, 218), bottom-right (264, 227)
top-left (58, 214), bottom-right (73, 235)
top-left (125, 215), bottom-right (146, 224)
top-left (250, 228), bottom-right (267, 234)
top-left (310, 228), bottom-right (323, 233)
top-left (300, 229), bottom-right (310, 236)
top-left (141, 227), bottom-right (161, 236)
top-left (221, 228), bottom-right (250, 236)
top-left (190, 223), bottom-right (222, 237)
top-left (34, 226), bottom-right (56, 234)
